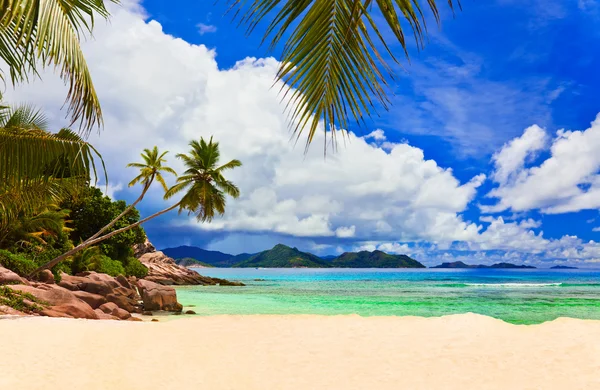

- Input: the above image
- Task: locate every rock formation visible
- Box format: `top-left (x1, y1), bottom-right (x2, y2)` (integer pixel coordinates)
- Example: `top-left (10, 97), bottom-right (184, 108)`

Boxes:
top-left (1, 267), bottom-right (185, 320)
top-left (134, 239), bottom-right (244, 286)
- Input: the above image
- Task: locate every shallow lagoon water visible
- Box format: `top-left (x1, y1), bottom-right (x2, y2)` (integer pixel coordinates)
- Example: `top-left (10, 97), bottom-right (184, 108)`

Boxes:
top-left (176, 268), bottom-right (600, 324)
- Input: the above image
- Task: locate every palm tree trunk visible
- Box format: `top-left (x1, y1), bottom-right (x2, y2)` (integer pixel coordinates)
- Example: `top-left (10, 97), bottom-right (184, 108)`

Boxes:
top-left (29, 202), bottom-right (180, 278)
top-left (86, 180), bottom-right (152, 242)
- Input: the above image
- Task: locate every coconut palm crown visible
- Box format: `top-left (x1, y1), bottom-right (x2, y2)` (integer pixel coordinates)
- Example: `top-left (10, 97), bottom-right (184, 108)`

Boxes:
top-left (127, 146), bottom-right (177, 193)
top-left (166, 137), bottom-right (242, 222)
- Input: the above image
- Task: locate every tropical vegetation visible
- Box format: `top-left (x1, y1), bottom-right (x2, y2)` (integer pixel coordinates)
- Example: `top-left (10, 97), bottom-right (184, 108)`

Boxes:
top-left (31, 136), bottom-right (242, 275)
top-left (1, 0), bottom-right (461, 152)
top-left (225, 0), bottom-right (461, 148)
top-left (0, 0), bottom-right (117, 131)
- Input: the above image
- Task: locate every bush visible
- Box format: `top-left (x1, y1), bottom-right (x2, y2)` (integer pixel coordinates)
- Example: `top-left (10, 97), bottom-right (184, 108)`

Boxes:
top-left (0, 250), bottom-right (37, 276)
top-left (124, 257), bottom-right (148, 278)
top-left (89, 255), bottom-right (125, 277)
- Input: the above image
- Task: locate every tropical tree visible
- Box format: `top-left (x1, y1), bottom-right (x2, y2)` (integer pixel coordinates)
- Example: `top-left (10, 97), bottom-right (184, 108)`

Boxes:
top-left (165, 137), bottom-right (242, 221)
top-left (31, 136), bottom-right (242, 275)
top-left (86, 146), bottom-right (176, 242)
top-left (0, 204), bottom-right (70, 250)
top-left (0, 104), bottom-right (105, 229)
top-left (225, 0), bottom-right (460, 148)
top-left (0, 0), bottom-right (117, 131)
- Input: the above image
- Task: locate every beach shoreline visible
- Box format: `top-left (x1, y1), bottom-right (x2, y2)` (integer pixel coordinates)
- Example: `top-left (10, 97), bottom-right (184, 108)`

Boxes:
top-left (2, 313), bottom-right (599, 389)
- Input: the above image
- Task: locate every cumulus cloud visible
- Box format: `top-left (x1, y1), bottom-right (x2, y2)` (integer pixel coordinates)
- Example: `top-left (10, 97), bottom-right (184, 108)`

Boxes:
top-left (2, 0), bottom-right (492, 247)
top-left (4, 0), bottom-right (600, 265)
top-left (364, 129), bottom-right (386, 141)
top-left (491, 124), bottom-right (547, 185)
top-left (486, 114), bottom-right (600, 214)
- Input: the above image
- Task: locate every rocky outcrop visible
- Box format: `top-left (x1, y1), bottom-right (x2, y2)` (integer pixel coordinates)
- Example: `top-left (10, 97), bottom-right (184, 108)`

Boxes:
top-left (134, 240), bottom-right (244, 286)
top-left (98, 302), bottom-right (131, 320)
top-left (10, 284), bottom-right (99, 320)
top-left (2, 268), bottom-right (191, 320)
top-left (59, 272), bottom-right (142, 313)
top-left (137, 279), bottom-right (182, 312)
top-left (0, 266), bottom-right (27, 285)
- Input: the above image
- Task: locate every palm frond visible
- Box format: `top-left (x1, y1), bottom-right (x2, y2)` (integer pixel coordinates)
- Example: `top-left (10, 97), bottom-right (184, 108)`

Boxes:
top-left (0, 126), bottom-right (107, 190)
top-left (226, 0), bottom-right (459, 151)
top-left (0, 0), bottom-right (118, 132)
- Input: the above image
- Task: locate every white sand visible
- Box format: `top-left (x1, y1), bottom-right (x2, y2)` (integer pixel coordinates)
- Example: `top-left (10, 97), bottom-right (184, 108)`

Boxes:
top-left (1, 313), bottom-right (599, 389)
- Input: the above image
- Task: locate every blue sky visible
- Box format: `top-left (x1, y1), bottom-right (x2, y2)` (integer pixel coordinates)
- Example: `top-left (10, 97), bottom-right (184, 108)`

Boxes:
top-left (5, 0), bottom-right (600, 267)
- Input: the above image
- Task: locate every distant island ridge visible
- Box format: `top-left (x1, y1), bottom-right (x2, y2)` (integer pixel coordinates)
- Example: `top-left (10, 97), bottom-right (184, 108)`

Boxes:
top-left (160, 245), bottom-right (576, 269)
top-left (162, 244), bottom-right (425, 268)
top-left (432, 261), bottom-right (537, 269)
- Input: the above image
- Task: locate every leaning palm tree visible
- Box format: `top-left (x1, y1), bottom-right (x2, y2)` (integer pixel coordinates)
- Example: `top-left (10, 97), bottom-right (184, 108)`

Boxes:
top-left (225, 0), bottom-right (460, 149)
top-left (0, 0), bottom-right (117, 132)
top-left (31, 137), bottom-right (242, 276)
top-left (165, 137), bottom-right (242, 221)
top-left (85, 146), bottom-right (176, 242)
top-left (28, 146), bottom-right (176, 275)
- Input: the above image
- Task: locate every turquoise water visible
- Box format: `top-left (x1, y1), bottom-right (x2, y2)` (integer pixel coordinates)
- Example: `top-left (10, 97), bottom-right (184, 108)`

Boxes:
top-left (176, 268), bottom-right (600, 324)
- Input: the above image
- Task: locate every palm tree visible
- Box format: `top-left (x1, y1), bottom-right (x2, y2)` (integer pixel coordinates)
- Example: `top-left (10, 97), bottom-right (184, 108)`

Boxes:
top-left (31, 136), bottom-right (242, 276)
top-left (226, 0), bottom-right (460, 149)
top-left (28, 146), bottom-right (176, 275)
top-left (0, 0), bottom-right (117, 132)
top-left (0, 104), bottom-right (105, 229)
top-left (0, 204), bottom-right (70, 250)
top-left (86, 146), bottom-right (176, 241)
top-left (166, 137), bottom-right (242, 222)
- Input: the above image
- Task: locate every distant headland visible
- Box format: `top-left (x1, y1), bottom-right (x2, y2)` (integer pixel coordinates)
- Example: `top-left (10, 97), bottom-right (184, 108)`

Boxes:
top-left (162, 244), bottom-right (425, 269)
top-left (159, 245), bottom-right (571, 269)
top-left (431, 261), bottom-right (536, 269)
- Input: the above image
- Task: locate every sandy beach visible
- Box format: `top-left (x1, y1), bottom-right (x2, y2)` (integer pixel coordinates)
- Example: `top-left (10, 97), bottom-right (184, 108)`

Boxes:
top-left (1, 313), bottom-right (599, 390)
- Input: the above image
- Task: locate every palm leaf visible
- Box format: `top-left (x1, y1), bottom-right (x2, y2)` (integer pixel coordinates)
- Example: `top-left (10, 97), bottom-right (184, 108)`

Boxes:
top-left (226, 0), bottom-right (459, 151)
top-left (0, 126), bottom-right (106, 188)
top-left (0, 0), bottom-right (118, 132)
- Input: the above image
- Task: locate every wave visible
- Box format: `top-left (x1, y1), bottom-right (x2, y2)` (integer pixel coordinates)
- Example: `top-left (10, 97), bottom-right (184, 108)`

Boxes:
top-left (464, 283), bottom-right (562, 288)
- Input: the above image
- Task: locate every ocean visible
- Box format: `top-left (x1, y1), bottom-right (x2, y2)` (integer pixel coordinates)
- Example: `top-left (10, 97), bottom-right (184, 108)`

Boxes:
top-left (176, 268), bottom-right (600, 324)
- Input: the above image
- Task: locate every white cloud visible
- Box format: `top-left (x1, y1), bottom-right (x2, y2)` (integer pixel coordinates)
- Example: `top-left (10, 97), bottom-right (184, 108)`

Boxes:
top-left (1, 2), bottom-right (487, 246)
top-left (94, 182), bottom-right (123, 200)
top-left (335, 226), bottom-right (356, 238)
top-left (197, 23), bottom-right (217, 35)
top-left (364, 129), bottom-right (386, 141)
top-left (491, 124), bottom-right (547, 185)
top-left (4, 0), bottom-right (600, 266)
top-left (487, 114), bottom-right (600, 214)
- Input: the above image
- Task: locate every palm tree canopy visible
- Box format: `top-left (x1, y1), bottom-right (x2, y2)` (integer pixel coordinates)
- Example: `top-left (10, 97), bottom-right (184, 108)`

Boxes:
top-left (227, 0), bottom-right (460, 150)
top-left (0, 0), bottom-right (117, 132)
top-left (127, 146), bottom-right (177, 193)
top-left (0, 104), bottom-right (106, 228)
top-left (166, 137), bottom-right (242, 222)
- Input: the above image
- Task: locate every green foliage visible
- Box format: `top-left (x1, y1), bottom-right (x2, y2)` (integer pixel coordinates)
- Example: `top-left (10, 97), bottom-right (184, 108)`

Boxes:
top-left (62, 187), bottom-right (146, 261)
top-left (70, 246), bottom-right (105, 275)
top-left (227, 0), bottom-right (459, 151)
top-left (165, 137), bottom-right (242, 222)
top-left (0, 286), bottom-right (48, 313)
top-left (0, 249), bottom-right (37, 276)
top-left (127, 146), bottom-right (177, 193)
top-left (124, 257), bottom-right (149, 278)
top-left (331, 250), bottom-right (425, 268)
top-left (0, 0), bottom-right (117, 131)
top-left (88, 255), bottom-right (125, 277)
top-left (234, 244), bottom-right (331, 268)
top-left (176, 257), bottom-right (214, 268)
